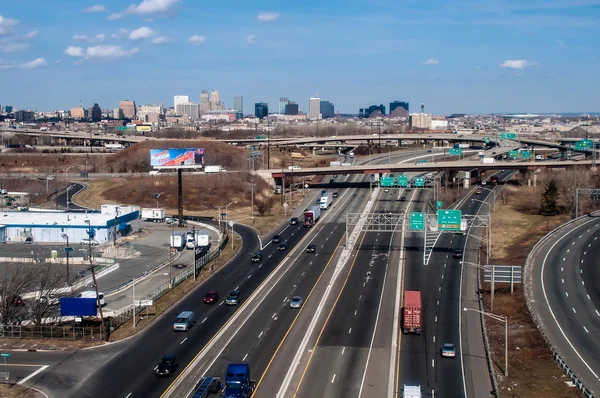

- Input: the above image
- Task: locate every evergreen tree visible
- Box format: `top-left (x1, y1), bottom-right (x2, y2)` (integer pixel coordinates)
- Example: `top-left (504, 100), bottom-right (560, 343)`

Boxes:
top-left (540, 179), bottom-right (560, 215)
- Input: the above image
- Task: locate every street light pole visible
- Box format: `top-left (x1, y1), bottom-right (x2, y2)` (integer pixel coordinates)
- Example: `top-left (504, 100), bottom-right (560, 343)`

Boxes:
top-left (85, 219), bottom-right (107, 341)
top-left (133, 272), bottom-right (168, 328)
top-left (61, 234), bottom-right (70, 286)
top-left (464, 307), bottom-right (508, 377)
top-left (21, 161), bottom-right (27, 177)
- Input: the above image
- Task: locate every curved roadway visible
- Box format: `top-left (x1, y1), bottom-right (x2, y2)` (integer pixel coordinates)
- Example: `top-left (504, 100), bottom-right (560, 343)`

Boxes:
top-left (527, 214), bottom-right (600, 395)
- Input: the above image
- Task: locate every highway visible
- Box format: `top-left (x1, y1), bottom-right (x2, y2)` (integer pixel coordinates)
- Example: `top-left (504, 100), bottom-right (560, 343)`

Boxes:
top-left (54, 182), bottom-right (89, 211)
top-left (526, 213), bottom-right (600, 395)
top-left (398, 170), bottom-right (514, 398)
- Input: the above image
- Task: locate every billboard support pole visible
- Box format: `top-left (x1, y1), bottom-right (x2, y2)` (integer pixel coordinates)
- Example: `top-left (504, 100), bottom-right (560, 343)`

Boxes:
top-left (177, 168), bottom-right (184, 227)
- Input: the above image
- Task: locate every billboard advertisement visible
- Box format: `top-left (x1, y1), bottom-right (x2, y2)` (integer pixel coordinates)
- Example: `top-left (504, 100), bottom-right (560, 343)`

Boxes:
top-left (137, 126), bottom-right (151, 132)
top-left (60, 297), bottom-right (97, 316)
top-left (150, 148), bottom-right (204, 168)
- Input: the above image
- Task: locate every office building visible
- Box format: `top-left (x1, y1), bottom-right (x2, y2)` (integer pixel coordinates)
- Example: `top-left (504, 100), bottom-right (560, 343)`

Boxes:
top-left (5, 105), bottom-right (13, 114)
top-left (176, 102), bottom-right (200, 121)
top-left (137, 104), bottom-right (162, 123)
top-left (119, 100), bottom-right (136, 119)
top-left (233, 95), bottom-right (243, 113)
top-left (320, 101), bottom-right (335, 119)
top-left (279, 97), bottom-right (289, 114)
top-left (71, 107), bottom-right (87, 119)
top-left (389, 101), bottom-right (409, 118)
top-left (359, 104), bottom-right (386, 118)
top-left (284, 102), bottom-right (299, 115)
top-left (409, 113), bottom-right (433, 129)
top-left (113, 108), bottom-right (124, 119)
top-left (309, 92), bottom-right (321, 120)
top-left (15, 110), bottom-right (35, 123)
top-left (90, 103), bottom-right (102, 122)
top-left (210, 90), bottom-right (222, 110)
top-left (255, 102), bottom-right (268, 119)
top-left (200, 90), bottom-right (210, 113)
top-left (174, 96), bottom-right (189, 109)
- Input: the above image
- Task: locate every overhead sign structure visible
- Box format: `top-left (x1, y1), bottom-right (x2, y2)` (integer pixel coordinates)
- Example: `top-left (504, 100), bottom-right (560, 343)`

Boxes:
top-left (575, 139), bottom-right (593, 151)
top-left (409, 212), bottom-right (425, 231)
top-left (508, 150), bottom-right (519, 159)
top-left (150, 148), bottom-right (205, 169)
top-left (413, 177), bottom-right (425, 187)
top-left (398, 175), bottom-right (409, 187)
top-left (521, 150), bottom-right (531, 159)
top-left (437, 209), bottom-right (462, 231)
top-left (450, 148), bottom-right (463, 156)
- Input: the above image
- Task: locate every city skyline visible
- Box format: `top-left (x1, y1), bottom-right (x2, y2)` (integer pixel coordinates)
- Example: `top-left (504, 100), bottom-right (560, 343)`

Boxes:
top-left (0, 0), bottom-right (599, 114)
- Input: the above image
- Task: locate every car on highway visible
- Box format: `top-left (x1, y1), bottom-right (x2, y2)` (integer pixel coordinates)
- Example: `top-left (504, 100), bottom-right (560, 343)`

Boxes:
top-left (427, 149), bottom-right (432, 153)
top-left (453, 249), bottom-right (463, 259)
top-left (80, 238), bottom-right (99, 246)
top-left (316, 198), bottom-right (321, 204)
top-left (333, 175), bottom-right (337, 178)
top-left (251, 252), bottom-right (263, 263)
top-left (155, 355), bottom-right (178, 376)
top-left (321, 190), bottom-right (327, 195)
top-left (272, 234), bottom-right (281, 243)
top-left (289, 217), bottom-right (298, 225)
top-left (11, 295), bottom-right (25, 306)
top-left (225, 290), bottom-right (241, 306)
top-left (400, 196), bottom-right (406, 202)
top-left (333, 192), bottom-right (339, 198)
top-left (384, 188), bottom-right (390, 193)
top-left (406, 188), bottom-right (412, 191)
top-left (278, 242), bottom-right (287, 251)
top-left (289, 296), bottom-right (303, 309)
top-left (288, 165), bottom-right (302, 170)
top-left (203, 291), bottom-right (219, 304)
top-left (306, 244), bottom-right (316, 253)
top-left (441, 343), bottom-right (456, 358)
top-left (475, 188), bottom-right (482, 195)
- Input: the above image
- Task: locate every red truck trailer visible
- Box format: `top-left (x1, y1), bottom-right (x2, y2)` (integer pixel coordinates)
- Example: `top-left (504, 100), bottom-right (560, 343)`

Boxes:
top-left (304, 206), bottom-right (321, 227)
top-left (403, 290), bottom-right (422, 334)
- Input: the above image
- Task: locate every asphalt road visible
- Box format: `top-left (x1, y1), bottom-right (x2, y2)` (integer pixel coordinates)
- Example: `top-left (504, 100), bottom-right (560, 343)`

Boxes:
top-left (54, 182), bottom-right (89, 211)
top-left (398, 170), bottom-right (514, 398)
top-left (527, 213), bottom-right (600, 395)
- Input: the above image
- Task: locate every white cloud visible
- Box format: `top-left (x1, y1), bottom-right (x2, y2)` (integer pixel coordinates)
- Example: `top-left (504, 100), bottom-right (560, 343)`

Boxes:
top-left (111, 28), bottom-right (129, 39)
top-left (64, 46), bottom-right (85, 57)
top-left (0, 15), bottom-right (19, 36)
top-left (84, 44), bottom-right (139, 60)
top-left (0, 57), bottom-right (47, 69)
top-left (73, 34), bottom-right (106, 43)
top-left (24, 30), bottom-right (39, 39)
top-left (55, 59), bottom-right (62, 64)
top-left (188, 35), bottom-right (205, 46)
top-left (83, 4), bottom-right (107, 13)
top-left (126, 0), bottom-right (181, 15)
top-left (128, 26), bottom-right (154, 40)
top-left (257, 12), bottom-right (280, 22)
top-left (423, 58), bottom-right (440, 65)
top-left (246, 34), bottom-right (256, 44)
top-left (107, 13), bottom-right (123, 20)
top-left (0, 42), bottom-right (29, 53)
top-left (499, 59), bottom-right (536, 69)
top-left (151, 35), bottom-right (170, 45)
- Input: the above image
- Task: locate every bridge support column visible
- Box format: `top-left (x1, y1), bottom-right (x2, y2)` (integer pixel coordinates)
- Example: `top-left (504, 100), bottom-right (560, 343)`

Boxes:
top-left (532, 173), bottom-right (537, 186)
top-left (463, 171), bottom-right (471, 189)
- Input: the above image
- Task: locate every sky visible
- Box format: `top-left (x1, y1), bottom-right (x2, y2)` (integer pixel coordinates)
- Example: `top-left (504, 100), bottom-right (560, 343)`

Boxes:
top-left (1, 0), bottom-right (599, 115)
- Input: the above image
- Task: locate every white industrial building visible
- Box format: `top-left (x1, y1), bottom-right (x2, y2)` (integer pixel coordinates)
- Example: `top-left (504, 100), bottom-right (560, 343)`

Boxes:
top-left (0, 205), bottom-right (139, 244)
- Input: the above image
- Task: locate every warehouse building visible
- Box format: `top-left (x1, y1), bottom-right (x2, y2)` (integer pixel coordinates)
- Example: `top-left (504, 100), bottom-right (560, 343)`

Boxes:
top-left (0, 205), bottom-right (139, 244)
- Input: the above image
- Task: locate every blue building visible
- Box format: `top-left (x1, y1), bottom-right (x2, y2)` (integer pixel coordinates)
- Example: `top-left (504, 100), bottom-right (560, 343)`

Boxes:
top-left (255, 102), bottom-right (268, 119)
top-left (359, 104), bottom-right (386, 118)
top-left (320, 101), bottom-right (335, 119)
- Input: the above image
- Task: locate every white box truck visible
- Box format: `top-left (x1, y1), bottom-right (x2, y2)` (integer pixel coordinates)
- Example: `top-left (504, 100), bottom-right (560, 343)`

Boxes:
top-left (185, 231), bottom-right (210, 250)
top-left (204, 165), bottom-right (222, 173)
top-left (403, 385), bottom-right (422, 398)
top-left (170, 232), bottom-right (186, 251)
top-left (482, 157), bottom-right (495, 164)
top-left (141, 208), bottom-right (166, 222)
top-left (320, 196), bottom-right (331, 210)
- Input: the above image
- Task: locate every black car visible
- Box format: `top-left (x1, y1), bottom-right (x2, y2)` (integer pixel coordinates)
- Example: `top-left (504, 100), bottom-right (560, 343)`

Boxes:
top-left (155, 355), bottom-right (178, 376)
top-left (290, 217), bottom-right (298, 225)
top-left (251, 252), bottom-right (263, 263)
top-left (316, 199), bottom-right (321, 204)
top-left (453, 249), bottom-right (463, 259)
top-left (278, 242), bottom-right (287, 251)
top-left (306, 244), bottom-right (316, 253)
top-left (400, 196), bottom-right (406, 202)
top-left (333, 192), bottom-right (339, 198)
top-left (272, 234), bottom-right (281, 243)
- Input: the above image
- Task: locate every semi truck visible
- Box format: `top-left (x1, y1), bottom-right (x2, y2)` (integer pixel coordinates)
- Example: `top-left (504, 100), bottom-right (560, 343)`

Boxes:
top-left (141, 208), bottom-right (166, 222)
top-left (403, 290), bottom-right (422, 334)
top-left (320, 195), bottom-right (331, 210)
top-left (170, 232), bottom-right (186, 251)
top-left (481, 157), bottom-right (495, 164)
top-left (186, 231), bottom-right (211, 250)
top-left (223, 363), bottom-right (256, 398)
top-left (403, 384), bottom-right (422, 398)
top-left (304, 206), bottom-right (321, 227)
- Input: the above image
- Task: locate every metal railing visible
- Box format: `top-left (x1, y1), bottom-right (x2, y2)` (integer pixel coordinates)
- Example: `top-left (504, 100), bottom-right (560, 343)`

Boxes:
top-left (0, 324), bottom-right (103, 341)
top-left (524, 214), bottom-right (598, 398)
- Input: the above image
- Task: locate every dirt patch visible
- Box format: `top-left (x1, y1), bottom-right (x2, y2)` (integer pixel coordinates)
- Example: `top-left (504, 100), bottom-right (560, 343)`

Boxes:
top-left (0, 384), bottom-right (42, 398)
top-left (480, 184), bottom-right (578, 397)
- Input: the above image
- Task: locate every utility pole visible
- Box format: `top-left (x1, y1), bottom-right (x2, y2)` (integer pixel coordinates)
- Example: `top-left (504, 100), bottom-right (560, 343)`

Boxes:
top-left (86, 220), bottom-right (107, 341)
top-left (267, 118), bottom-right (271, 170)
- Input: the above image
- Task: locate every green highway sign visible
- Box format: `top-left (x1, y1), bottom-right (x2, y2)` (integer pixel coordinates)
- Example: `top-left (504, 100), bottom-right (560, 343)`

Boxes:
top-left (380, 177), bottom-right (395, 187)
top-left (437, 209), bottom-right (462, 231)
top-left (398, 175), bottom-right (409, 187)
top-left (409, 212), bottom-right (425, 231)
top-left (575, 139), bottom-right (593, 151)
top-left (255, 135), bottom-right (267, 140)
top-left (484, 138), bottom-right (491, 144)
top-left (521, 150), bottom-right (531, 159)
top-left (500, 133), bottom-right (506, 139)
top-left (449, 148), bottom-right (463, 156)
top-left (414, 177), bottom-right (425, 187)
top-left (436, 201), bottom-right (443, 209)
top-left (0, 353), bottom-right (10, 357)
top-left (508, 133), bottom-right (517, 139)
top-left (117, 126), bottom-right (127, 131)
top-left (508, 150), bottom-right (519, 159)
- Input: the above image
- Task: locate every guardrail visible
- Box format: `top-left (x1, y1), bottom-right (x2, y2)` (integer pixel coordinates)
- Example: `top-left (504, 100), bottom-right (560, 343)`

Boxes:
top-left (524, 213), bottom-right (598, 398)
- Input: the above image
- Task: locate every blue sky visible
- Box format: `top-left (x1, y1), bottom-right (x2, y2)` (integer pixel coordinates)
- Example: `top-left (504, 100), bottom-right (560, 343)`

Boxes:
top-left (1, 0), bottom-right (599, 114)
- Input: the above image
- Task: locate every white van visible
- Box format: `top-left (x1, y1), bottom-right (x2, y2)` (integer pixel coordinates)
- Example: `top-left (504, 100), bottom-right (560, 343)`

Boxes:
top-left (173, 311), bottom-right (195, 331)
top-left (78, 291), bottom-right (106, 307)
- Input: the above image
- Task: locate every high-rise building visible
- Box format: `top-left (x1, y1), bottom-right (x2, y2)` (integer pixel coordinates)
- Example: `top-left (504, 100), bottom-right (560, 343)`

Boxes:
top-left (176, 102), bottom-right (200, 120)
top-left (200, 90), bottom-right (210, 113)
top-left (174, 96), bottom-right (189, 109)
top-left (284, 102), bottom-right (299, 115)
top-left (255, 102), bottom-right (268, 119)
top-left (138, 104), bottom-right (162, 123)
top-left (233, 95), bottom-right (243, 113)
top-left (279, 97), bottom-right (289, 114)
top-left (119, 100), bottom-right (136, 119)
top-left (359, 104), bottom-right (386, 118)
top-left (71, 107), bottom-right (87, 119)
top-left (113, 108), bottom-right (124, 119)
top-left (320, 101), bottom-right (335, 119)
top-left (15, 110), bottom-right (35, 123)
top-left (5, 105), bottom-right (13, 114)
top-left (210, 90), bottom-right (221, 110)
top-left (309, 92), bottom-right (321, 120)
top-left (91, 103), bottom-right (102, 122)
top-left (390, 101), bottom-right (409, 118)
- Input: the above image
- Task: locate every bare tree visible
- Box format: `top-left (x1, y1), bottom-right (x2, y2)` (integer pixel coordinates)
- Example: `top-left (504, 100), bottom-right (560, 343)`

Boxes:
top-left (28, 264), bottom-right (67, 325)
top-left (254, 194), bottom-right (277, 216)
top-left (557, 167), bottom-right (590, 216)
top-left (0, 264), bottom-right (35, 324)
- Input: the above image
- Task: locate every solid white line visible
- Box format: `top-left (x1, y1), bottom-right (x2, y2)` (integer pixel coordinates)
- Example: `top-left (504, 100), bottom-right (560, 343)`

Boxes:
top-left (243, 353), bottom-right (248, 361)
top-left (342, 347), bottom-right (346, 355)
top-left (17, 365), bottom-right (48, 385)
top-left (180, 337), bottom-right (187, 344)
top-left (126, 394), bottom-right (132, 398)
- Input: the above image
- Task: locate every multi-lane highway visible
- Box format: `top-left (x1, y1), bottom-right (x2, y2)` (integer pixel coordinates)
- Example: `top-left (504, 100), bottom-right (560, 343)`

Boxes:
top-left (526, 212), bottom-right (600, 395)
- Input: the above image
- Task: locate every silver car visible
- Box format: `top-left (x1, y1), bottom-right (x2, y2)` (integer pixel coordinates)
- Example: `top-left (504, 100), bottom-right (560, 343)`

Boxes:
top-left (441, 343), bottom-right (456, 358)
top-left (289, 296), bottom-right (303, 309)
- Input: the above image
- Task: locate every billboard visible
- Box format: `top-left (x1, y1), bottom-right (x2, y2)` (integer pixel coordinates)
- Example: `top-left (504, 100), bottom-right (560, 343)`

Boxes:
top-left (60, 297), bottom-right (97, 316)
top-left (150, 148), bottom-right (205, 169)
top-left (137, 126), bottom-right (151, 132)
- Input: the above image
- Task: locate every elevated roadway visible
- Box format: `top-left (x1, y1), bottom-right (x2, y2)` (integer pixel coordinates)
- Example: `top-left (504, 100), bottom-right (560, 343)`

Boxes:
top-left (526, 213), bottom-right (600, 396)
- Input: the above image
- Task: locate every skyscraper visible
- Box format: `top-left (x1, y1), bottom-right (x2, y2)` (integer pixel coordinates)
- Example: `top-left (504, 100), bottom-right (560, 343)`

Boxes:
top-left (91, 103), bottom-right (102, 122)
top-left (309, 91), bottom-right (321, 120)
top-left (113, 108), bottom-right (123, 119)
top-left (71, 107), bottom-right (87, 119)
top-left (119, 100), bottom-right (136, 119)
top-left (233, 95), bottom-right (243, 113)
top-left (279, 97), bottom-right (289, 114)
top-left (320, 101), bottom-right (335, 119)
top-left (174, 96), bottom-right (190, 109)
top-left (255, 103), bottom-right (268, 119)
top-left (176, 102), bottom-right (200, 120)
top-left (210, 90), bottom-right (221, 110)
top-left (200, 90), bottom-right (210, 114)
top-left (284, 102), bottom-right (299, 115)
top-left (390, 101), bottom-right (409, 118)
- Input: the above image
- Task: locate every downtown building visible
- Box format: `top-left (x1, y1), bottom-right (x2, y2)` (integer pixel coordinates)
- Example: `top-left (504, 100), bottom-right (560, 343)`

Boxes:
top-left (176, 102), bottom-right (201, 121)
top-left (320, 101), bottom-right (335, 119)
top-left (390, 101), bottom-right (409, 118)
top-left (233, 94), bottom-right (243, 113)
top-left (255, 102), bottom-right (268, 119)
top-left (309, 92), bottom-right (321, 120)
top-left (119, 100), bottom-right (136, 119)
top-left (137, 104), bottom-right (163, 123)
